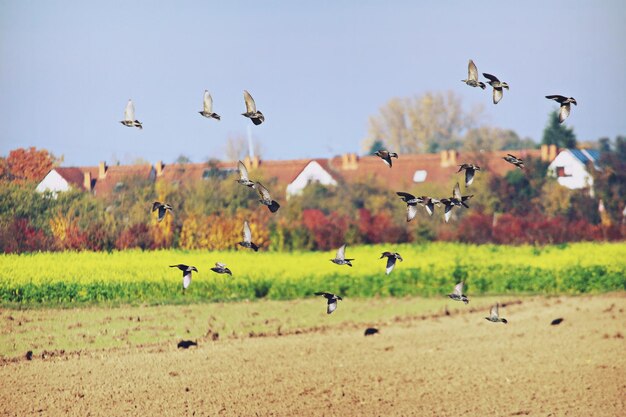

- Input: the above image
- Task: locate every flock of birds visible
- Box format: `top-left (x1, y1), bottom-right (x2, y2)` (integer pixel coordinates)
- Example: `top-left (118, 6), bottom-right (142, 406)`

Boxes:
top-left (125, 59), bottom-right (577, 324)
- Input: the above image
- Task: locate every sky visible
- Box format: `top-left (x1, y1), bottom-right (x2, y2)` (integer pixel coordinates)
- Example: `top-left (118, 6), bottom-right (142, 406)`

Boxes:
top-left (1, 1), bottom-right (625, 166)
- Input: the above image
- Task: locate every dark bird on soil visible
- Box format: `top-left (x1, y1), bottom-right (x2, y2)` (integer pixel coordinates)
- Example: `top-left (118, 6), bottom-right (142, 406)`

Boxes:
top-left (461, 59), bottom-right (486, 89)
top-left (169, 264), bottom-right (198, 291)
top-left (25, 350), bottom-right (33, 360)
top-left (238, 221), bottom-right (259, 251)
top-left (380, 252), bottom-right (403, 275)
top-left (198, 90), bottom-right (221, 120)
top-left (330, 244), bottom-right (354, 266)
top-left (120, 99), bottom-right (143, 129)
top-left (374, 150), bottom-right (399, 167)
top-left (447, 281), bottom-right (469, 304)
top-left (483, 73), bottom-right (509, 104)
top-left (457, 164), bottom-right (481, 187)
top-left (485, 303), bottom-right (508, 323)
top-left (242, 90), bottom-right (265, 125)
top-left (152, 201), bottom-right (173, 222)
top-left (546, 95), bottom-right (577, 123)
top-left (503, 153), bottom-right (524, 169)
top-left (314, 292), bottom-right (343, 314)
top-left (550, 318), bottom-right (564, 326)
top-left (255, 182), bottom-right (280, 213)
top-left (210, 262), bottom-right (232, 276)
top-left (236, 160), bottom-right (256, 188)
top-left (364, 327), bottom-right (379, 336)
top-left (177, 340), bottom-right (198, 349)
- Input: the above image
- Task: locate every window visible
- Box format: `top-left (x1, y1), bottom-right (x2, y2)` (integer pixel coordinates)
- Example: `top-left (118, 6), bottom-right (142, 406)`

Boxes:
top-left (413, 170), bottom-right (427, 183)
top-left (556, 166), bottom-right (569, 177)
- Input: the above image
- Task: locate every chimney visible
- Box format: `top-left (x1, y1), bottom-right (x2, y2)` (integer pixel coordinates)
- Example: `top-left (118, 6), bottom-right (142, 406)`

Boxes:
top-left (155, 161), bottom-right (164, 177)
top-left (98, 161), bottom-right (107, 179)
top-left (548, 144), bottom-right (557, 161)
top-left (440, 150), bottom-right (448, 167)
top-left (83, 171), bottom-right (92, 191)
top-left (341, 153), bottom-right (349, 170)
top-left (448, 150), bottom-right (457, 166)
top-left (243, 156), bottom-right (252, 171)
top-left (540, 144), bottom-right (548, 161)
top-left (251, 155), bottom-right (260, 169)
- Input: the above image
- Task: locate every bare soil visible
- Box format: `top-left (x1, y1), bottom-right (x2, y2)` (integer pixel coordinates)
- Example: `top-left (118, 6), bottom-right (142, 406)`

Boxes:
top-left (1, 294), bottom-right (625, 416)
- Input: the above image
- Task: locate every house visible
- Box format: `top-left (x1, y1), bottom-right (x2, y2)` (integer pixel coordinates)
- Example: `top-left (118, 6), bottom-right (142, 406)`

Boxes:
top-left (547, 148), bottom-right (601, 190)
top-left (36, 162), bottom-right (155, 197)
top-left (38, 146), bottom-right (556, 199)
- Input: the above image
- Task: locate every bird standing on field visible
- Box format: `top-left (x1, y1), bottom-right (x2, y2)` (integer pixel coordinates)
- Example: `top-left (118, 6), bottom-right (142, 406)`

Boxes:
top-left (485, 303), bottom-right (508, 323)
top-left (198, 90), bottom-right (221, 120)
top-left (380, 252), bottom-right (403, 275)
top-left (120, 99), bottom-right (142, 129)
top-left (210, 262), bottom-right (232, 276)
top-left (236, 160), bottom-right (256, 188)
top-left (238, 221), bottom-right (259, 251)
top-left (483, 73), bottom-right (509, 104)
top-left (545, 95), bottom-right (577, 123)
top-left (314, 292), bottom-right (343, 314)
top-left (242, 90), bottom-right (265, 125)
top-left (374, 150), bottom-right (399, 167)
top-left (461, 59), bottom-right (486, 89)
top-left (152, 201), bottom-right (173, 222)
top-left (330, 244), bottom-right (354, 266)
top-left (169, 264), bottom-right (198, 291)
top-left (503, 153), bottom-right (524, 169)
top-left (255, 182), bottom-right (280, 213)
top-left (447, 281), bottom-right (469, 304)
top-left (457, 164), bottom-right (481, 187)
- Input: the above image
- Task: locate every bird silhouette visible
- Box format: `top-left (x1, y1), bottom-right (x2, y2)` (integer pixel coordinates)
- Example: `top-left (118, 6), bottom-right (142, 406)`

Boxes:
top-left (238, 221), bottom-right (259, 251)
top-left (447, 281), bottom-right (469, 304)
top-left (255, 182), bottom-right (280, 213)
top-left (152, 201), bottom-right (173, 222)
top-left (380, 252), bottom-right (403, 275)
top-left (457, 164), bottom-right (481, 187)
top-left (198, 90), bottom-right (221, 120)
top-left (503, 153), bottom-right (524, 169)
top-left (169, 264), bottom-right (198, 291)
top-left (483, 73), bottom-right (509, 104)
top-left (120, 99), bottom-right (142, 129)
top-left (330, 244), bottom-right (354, 266)
top-left (242, 90), bottom-right (264, 125)
top-left (461, 59), bottom-right (486, 89)
top-left (314, 292), bottom-right (343, 314)
top-left (374, 150), bottom-right (399, 167)
top-left (236, 160), bottom-right (256, 188)
top-left (546, 95), bottom-right (577, 123)
top-left (485, 303), bottom-right (508, 323)
top-left (210, 262), bottom-right (232, 276)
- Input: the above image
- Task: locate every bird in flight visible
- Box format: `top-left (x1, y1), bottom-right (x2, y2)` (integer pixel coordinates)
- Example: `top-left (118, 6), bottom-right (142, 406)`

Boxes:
top-left (483, 73), bottom-right (509, 104)
top-left (210, 262), bottom-right (232, 276)
top-left (447, 281), bottom-right (469, 304)
top-left (120, 99), bottom-right (142, 129)
top-left (255, 182), bottom-right (280, 213)
top-left (457, 164), bottom-right (481, 187)
top-left (169, 264), bottom-right (198, 291)
top-left (238, 221), bottom-right (259, 251)
top-left (485, 303), bottom-right (508, 324)
top-left (198, 90), bottom-right (221, 120)
top-left (330, 244), bottom-right (354, 267)
top-left (314, 292), bottom-right (343, 314)
top-left (236, 160), bottom-right (256, 188)
top-left (461, 59), bottom-right (486, 89)
top-left (242, 90), bottom-right (265, 125)
top-left (545, 95), bottom-right (577, 123)
top-left (503, 153), bottom-right (524, 169)
top-left (152, 201), bottom-right (173, 222)
top-left (374, 150), bottom-right (399, 167)
top-left (380, 252), bottom-right (403, 275)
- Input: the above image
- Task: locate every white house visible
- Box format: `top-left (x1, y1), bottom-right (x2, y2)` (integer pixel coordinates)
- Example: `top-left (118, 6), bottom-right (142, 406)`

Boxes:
top-left (286, 160), bottom-right (338, 197)
top-left (547, 148), bottom-right (601, 190)
top-left (36, 167), bottom-right (93, 197)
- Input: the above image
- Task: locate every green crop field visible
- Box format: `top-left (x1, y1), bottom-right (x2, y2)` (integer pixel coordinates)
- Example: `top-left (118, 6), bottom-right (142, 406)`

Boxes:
top-left (1, 242), bottom-right (625, 306)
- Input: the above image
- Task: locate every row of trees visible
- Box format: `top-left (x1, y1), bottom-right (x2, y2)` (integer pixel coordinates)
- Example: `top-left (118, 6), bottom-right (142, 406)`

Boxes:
top-left (1, 136), bottom-right (625, 253)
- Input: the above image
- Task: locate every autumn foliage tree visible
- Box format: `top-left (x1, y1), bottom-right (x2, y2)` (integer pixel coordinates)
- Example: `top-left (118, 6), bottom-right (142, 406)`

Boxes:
top-left (3, 147), bottom-right (57, 182)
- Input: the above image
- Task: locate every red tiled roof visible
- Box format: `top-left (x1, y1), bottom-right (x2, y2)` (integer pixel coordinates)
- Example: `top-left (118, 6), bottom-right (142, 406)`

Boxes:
top-left (92, 164), bottom-right (154, 197)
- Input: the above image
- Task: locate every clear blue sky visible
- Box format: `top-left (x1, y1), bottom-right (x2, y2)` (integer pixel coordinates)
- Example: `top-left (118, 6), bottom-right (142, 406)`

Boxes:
top-left (1, 1), bottom-right (625, 166)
